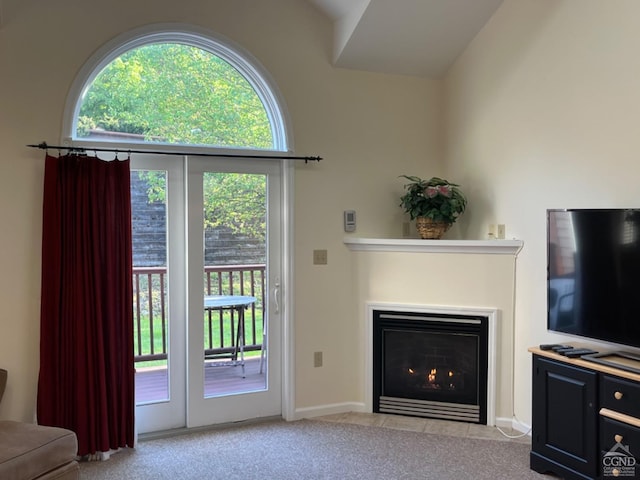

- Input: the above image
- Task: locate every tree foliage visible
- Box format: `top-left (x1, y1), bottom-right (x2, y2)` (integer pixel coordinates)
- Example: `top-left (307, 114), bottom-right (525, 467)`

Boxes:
top-left (78, 43), bottom-right (272, 148)
top-left (203, 173), bottom-right (266, 241)
top-left (138, 171), bottom-right (266, 242)
top-left (83, 42), bottom-right (272, 241)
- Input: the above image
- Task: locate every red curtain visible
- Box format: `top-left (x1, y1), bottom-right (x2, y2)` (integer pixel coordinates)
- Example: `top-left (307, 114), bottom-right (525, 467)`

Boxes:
top-left (37, 153), bottom-right (135, 456)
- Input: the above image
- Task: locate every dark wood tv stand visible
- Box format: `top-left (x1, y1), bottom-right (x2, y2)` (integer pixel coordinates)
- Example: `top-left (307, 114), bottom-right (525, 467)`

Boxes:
top-left (529, 347), bottom-right (640, 480)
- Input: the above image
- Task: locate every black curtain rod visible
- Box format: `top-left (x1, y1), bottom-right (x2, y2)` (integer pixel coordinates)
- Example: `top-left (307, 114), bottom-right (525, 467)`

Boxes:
top-left (27, 142), bottom-right (322, 163)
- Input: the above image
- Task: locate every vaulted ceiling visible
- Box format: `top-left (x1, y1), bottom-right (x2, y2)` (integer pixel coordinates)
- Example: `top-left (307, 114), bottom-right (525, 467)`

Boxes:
top-left (0, 0), bottom-right (502, 78)
top-left (307, 0), bottom-right (503, 78)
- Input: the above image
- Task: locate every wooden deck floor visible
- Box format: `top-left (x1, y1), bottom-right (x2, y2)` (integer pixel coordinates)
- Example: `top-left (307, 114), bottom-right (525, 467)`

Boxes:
top-left (135, 356), bottom-right (266, 404)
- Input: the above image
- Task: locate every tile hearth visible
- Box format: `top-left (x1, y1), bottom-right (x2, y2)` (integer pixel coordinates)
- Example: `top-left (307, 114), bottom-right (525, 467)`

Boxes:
top-left (312, 412), bottom-right (530, 444)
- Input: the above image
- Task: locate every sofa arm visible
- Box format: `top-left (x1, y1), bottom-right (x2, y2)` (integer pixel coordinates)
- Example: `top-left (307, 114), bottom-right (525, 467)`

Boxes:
top-left (0, 369), bottom-right (6, 405)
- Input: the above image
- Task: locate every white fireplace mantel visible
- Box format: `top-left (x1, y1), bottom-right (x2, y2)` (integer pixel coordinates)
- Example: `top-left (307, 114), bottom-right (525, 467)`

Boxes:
top-left (343, 237), bottom-right (523, 255)
top-left (345, 236), bottom-right (522, 427)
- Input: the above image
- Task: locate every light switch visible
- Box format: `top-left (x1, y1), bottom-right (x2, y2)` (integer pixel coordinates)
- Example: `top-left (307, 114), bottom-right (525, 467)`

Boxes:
top-left (313, 249), bottom-right (328, 265)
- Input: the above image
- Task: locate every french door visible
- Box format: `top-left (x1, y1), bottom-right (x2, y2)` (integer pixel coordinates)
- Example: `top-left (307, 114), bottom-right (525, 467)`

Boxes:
top-left (133, 154), bottom-right (283, 433)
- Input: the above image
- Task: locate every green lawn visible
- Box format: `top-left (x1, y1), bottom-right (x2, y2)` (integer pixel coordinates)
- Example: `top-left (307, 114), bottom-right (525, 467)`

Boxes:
top-left (134, 310), bottom-right (264, 369)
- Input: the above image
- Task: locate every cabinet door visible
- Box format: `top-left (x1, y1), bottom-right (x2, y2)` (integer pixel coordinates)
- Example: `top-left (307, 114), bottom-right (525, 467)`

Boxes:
top-left (531, 356), bottom-right (598, 479)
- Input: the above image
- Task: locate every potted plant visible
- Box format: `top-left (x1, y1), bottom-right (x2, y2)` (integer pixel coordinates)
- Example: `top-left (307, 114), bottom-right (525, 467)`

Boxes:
top-left (399, 175), bottom-right (467, 239)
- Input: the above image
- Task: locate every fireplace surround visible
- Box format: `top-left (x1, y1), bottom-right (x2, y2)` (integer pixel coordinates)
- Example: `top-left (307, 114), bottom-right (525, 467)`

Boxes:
top-left (343, 238), bottom-right (520, 427)
top-left (366, 303), bottom-right (498, 426)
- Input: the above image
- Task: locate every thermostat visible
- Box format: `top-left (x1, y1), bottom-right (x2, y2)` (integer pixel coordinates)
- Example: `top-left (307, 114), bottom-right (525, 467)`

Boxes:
top-left (344, 210), bottom-right (356, 232)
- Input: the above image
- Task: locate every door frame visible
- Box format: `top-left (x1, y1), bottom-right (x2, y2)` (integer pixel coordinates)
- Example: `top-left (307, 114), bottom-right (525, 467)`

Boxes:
top-left (134, 155), bottom-right (296, 432)
top-left (186, 156), bottom-right (283, 427)
top-left (133, 155), bottom-right (187, 433)
top-left (281, 161), bottom-right (295, 421)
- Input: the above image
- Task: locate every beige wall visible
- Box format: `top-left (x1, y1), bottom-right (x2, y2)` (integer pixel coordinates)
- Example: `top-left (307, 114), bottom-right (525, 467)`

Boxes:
top-left (444, 0), bottom-right (640, 427)
top-left (0, 0), bottom-right (441, 421)
top-left (7, 0), bottom-right (632, 431)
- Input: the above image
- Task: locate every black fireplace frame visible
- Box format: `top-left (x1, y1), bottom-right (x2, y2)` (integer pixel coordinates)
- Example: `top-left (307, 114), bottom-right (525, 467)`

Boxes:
top-left (372, 309), bottom-right (489, 424)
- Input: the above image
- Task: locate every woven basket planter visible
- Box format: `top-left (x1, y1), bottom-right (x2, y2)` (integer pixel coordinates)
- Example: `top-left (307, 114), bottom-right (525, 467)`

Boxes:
top-left (415, 217), bottom-right (451, 239)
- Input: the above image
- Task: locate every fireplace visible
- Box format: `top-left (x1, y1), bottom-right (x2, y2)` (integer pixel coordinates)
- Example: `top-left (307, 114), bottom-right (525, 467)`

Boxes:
top-left (372, 308), bottom-right (491, 424)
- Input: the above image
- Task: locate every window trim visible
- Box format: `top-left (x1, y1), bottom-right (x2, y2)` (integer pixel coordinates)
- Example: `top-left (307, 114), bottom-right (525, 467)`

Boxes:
top-left (62, 23), bottom-right (293, 154)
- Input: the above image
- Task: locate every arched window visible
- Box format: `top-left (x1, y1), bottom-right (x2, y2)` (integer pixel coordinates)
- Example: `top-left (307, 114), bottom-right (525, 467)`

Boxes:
top-left (64, 25), bottom-right (291, 152)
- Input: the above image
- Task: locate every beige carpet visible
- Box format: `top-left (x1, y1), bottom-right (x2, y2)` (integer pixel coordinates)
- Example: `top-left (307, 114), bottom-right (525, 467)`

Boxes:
top-left (79, 417), bottom-right (550, 480)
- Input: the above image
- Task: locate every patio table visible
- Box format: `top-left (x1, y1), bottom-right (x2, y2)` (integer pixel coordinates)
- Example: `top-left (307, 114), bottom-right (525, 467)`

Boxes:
top-left (204, 295), bottom-right (257, 378)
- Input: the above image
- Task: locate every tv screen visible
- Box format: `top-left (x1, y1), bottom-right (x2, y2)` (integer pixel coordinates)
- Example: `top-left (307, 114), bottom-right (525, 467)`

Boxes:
top-left (547, 208), bottom-right (640, 348)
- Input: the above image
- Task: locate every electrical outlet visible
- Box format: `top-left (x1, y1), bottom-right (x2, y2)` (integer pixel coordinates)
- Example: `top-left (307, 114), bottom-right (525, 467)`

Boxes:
top-left (313, 249), bottom-right (328, 265)
top-left (497, 224), bottom-right (506, 239)
top-left (314, 351), bottom-right (323, 367)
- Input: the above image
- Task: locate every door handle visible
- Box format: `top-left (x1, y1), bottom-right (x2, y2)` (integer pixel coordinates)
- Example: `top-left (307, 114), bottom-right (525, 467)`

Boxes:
top-left (273, 278), bottom-right (280, 314)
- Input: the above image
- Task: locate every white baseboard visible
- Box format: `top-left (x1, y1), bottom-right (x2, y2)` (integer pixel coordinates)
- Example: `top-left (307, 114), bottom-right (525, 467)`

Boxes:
top-left (293, 402), bottom-right (366, 420)
top-left (495, 416), bottom-right (531, 436)
top-left (511, 419), bottom-right (532, 435)
top-left (494, 416), bottom-right (514, 429)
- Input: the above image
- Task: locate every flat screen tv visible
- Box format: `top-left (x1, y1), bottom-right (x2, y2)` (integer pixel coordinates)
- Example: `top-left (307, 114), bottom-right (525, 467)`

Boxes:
top-left (547, 208), bottom-right (640, 349)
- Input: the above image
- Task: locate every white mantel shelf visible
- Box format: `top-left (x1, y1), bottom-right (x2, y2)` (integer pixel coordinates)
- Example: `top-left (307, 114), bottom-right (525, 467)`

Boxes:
top-left (343, 237), bottom-right (524, 255)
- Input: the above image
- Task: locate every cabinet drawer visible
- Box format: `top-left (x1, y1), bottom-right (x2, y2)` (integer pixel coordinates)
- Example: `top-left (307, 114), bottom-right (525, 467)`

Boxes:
top-left (600, 415), bottom-right (640, 458)
top-left (601, 375), bottom-right (640, 418)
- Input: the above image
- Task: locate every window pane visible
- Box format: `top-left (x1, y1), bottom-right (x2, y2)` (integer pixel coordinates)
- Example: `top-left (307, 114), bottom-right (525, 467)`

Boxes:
top-left (202, 172), bottom-right (267, 398)
top-left (132, 169), bottom-right (170, 404)
top-left (77, 43), bottom-right (273, 149)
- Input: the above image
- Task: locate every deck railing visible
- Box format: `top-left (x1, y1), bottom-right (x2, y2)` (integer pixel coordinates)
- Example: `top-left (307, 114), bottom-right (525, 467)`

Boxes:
top-left (133, 264), bottom-right (266, 365)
